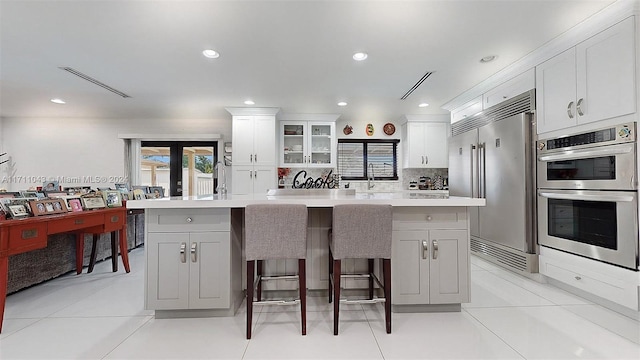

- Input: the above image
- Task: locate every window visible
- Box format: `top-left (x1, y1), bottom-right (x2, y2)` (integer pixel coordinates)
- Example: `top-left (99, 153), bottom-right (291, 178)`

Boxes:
top-left (140, 141), bottom-right (218, 197)
top-left (338, 139), bottom-right (399, 180)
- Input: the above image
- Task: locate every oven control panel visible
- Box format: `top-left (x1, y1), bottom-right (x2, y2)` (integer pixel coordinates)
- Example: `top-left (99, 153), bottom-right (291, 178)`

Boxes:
top-left (539, 123), bottom-right (635, 152)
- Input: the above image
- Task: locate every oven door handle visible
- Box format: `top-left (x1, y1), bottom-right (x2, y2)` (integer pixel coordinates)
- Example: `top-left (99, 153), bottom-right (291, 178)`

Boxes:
top-left (538, 143), bottom-right (634, 162)
top-left (539, 191), bottom-right (636, 202)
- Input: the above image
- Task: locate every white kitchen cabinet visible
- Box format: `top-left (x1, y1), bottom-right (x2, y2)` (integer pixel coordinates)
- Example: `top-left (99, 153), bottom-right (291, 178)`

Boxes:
top-left (392, 229), bottom-right (468, 305)
top-left (280, 121), bottom-right (336, 168)
top-left (391, 207), bottom-right (469, 305)
top-left (145, 208), bottom-right (240, 312)
top-left (483, 68), bottom-right (535, 110)
top-left (403, 122), bottom-right (449, 169)
top-left (231, 165), bottom-right (276, 196)
top-left (229, 110), bottom-right (278, 195)
top-left (451, 96), bottom-right (482, 124)
top-left (536, 17), bottom-right (635, 134)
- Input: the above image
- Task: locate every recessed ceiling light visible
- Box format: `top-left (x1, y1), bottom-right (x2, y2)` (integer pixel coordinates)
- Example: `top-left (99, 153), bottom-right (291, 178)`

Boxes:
top-left (50, 98), bottom-right (66, 104)
top-left (352, 52), bottom-right (368, 61)
top-left (202, 49), bottom-right (220, 59)
top-left (337, 101), bottom-right (348, 107)
top-left (418, 103), bottom-right (429, 108)
top-left (480, 55), bottom-right (496, 63)
top-left (244, 100), bottom-right (255, 105)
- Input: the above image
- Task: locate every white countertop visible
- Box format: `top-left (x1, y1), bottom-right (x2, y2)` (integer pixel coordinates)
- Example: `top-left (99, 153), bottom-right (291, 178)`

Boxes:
top-left (126, 191), bottom-right (485, 209)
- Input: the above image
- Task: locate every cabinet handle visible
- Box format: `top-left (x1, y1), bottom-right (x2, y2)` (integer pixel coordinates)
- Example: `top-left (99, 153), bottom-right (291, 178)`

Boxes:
top-left (186, 217), bottom-right (193, 223)
top-left (575, 276), bottom-right (581, 280)
top-left (422, 240), bottom-right (428, 259)
top-left (421, 156), bottom-right (424, 164)
top-left (250, 154), bottom-right (253, 162)
top-left (191, 243), bottom-right (197, 262)
top-left (425, 155), bottom-right (428, 165)
top-left (180, 243), bottom-right (187, 263)
top-left (567, 101), bottom-right (575, 119)
top-left (254, 154), bottom-right (258, 162)
top-left (426, 215), bottom-right (432, 221)
top-left (576, 98), bottom-right (584, 116)
top-left (432, 240), bottom-right (439, 260)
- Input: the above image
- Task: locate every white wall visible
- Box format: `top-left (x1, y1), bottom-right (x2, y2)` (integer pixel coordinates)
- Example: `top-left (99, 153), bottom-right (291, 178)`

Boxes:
top-left (0, 117), bottom-right (231, 191)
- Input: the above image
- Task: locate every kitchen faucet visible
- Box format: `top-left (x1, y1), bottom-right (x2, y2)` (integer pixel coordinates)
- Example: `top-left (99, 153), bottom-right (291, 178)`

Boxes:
top-left (215, 161), bottom-right (228, 195)
top-left (367, 163), bottom-right (375, 190)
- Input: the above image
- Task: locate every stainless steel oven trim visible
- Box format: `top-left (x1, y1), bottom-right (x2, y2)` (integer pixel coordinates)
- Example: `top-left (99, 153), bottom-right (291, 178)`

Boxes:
top-left (538, 189), bottom-right (639, 270)
top-left (538, 142), bottom-right (634, 162)
top-left (537, 142), bottom-right (636, 190)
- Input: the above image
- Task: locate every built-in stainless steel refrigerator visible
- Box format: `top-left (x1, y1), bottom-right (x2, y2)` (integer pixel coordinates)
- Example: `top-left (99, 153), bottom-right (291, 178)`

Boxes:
top-left (449, 90), bottom-right (538, 273)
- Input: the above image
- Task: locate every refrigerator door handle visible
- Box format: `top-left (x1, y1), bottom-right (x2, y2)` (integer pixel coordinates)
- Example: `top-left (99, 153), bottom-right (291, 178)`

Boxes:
top-left (479, 143), bottom-right (486, 198)
top-left (471, 144), bottom-right (478, 198)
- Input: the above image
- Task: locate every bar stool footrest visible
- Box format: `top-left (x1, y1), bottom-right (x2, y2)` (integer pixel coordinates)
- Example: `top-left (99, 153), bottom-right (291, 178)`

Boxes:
top-left (254, 299), bottom-right (301, 306)
top-left (340, 298), bottom-right (386, 305)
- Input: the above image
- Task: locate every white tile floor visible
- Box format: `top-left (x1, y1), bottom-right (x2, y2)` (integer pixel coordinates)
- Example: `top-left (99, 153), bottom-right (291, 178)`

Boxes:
top-left (1, 247), bottom-right (639, 359)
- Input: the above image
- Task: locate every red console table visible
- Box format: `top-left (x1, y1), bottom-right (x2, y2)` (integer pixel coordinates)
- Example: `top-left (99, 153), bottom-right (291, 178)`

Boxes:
top-left (0, 207), bottom-right (129, 332)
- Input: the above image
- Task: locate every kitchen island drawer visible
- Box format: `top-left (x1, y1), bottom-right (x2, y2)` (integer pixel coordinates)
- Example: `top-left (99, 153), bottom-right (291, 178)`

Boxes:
top-left (147, 208), bottom-right (230, 232)
top-left (393, 207), bottom-right (467, 230)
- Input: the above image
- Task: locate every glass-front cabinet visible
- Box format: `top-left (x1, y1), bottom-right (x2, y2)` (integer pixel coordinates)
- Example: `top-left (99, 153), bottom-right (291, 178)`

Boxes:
top-left (280, 121), bottom-right (336, 168)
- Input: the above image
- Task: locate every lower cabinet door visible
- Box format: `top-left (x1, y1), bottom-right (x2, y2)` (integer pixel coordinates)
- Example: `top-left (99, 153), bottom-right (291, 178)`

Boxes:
top-left (146, 232), bottom-right (190, 310)
top-left (392, 230), bottom-right (429, 304)
top-left (429, 229), bottom-right (469, 304)
top-left (189, 232), bottom-right (231, 309)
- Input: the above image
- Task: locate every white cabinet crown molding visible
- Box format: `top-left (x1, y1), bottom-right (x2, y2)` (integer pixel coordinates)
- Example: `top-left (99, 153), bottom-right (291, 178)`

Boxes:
top-left (278, 113), bottom-right (340, 122)
top-left (442, 0), bottom-right (637, 112)
top-left (225, 107), bottom-right (280, 116)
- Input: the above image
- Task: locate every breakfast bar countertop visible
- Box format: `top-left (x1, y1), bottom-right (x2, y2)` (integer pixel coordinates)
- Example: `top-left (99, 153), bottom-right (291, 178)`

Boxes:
top-left (126, 191), bottom-right (486, 209)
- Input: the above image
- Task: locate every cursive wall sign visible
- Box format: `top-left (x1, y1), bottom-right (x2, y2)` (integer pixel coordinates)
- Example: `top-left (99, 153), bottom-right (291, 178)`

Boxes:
top-left (292, 170), bottom-right (339, 189)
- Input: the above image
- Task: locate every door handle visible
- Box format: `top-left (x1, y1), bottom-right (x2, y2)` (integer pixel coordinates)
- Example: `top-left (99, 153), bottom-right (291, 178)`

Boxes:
top-left (180, 242), bottom-right (187, 263)
top-left (567, 101), bottom-right (575, 119)
top-left (191, 243), bottom-right (197, 262)
top-left (576, 98), bottom-right (584, 116)
top-left (422, 240), bottom-right (428, 259)
top-left (432, 240), bottom-right (439, 260)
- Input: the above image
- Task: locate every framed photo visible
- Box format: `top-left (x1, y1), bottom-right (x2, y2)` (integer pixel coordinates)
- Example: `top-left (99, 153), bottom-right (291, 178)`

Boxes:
top-left (68, 198), bottom-right (83, 212)
top-left (20, 191), bottom-right (39, 198)
top-left (1, 198), bottom-right (33, 217)
top-left (8, 204), bottom-right (29, 218)
top-left (64, 186), bottom-right (91, 195)
top-left (42, 181), bottom-right (60, 192)
top-left (132, 189), bottom-right (145, 200)
top-left (103, 190), bottom-right (122, 207)
top-left (148, 186), bottom-right (164, 199)
top-left (115, 183), bottom-right (130, 200)
top-left (44, 190), bottom-right (68, 198)
top-left (30, 199), bottom-right (67, 216)
top-left (82, 196), bottom-right (106, 210)
top-left (132, 185), bottom-right (149, 193)
top-left (0, 192), bottom-right (21, 199)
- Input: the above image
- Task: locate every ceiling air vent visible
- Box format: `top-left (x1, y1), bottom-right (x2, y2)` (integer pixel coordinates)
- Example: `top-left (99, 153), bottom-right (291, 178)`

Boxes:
top-left (400, 71), bottom-right (433, 100)
top-left (59, 67), bottom-right (131, 98)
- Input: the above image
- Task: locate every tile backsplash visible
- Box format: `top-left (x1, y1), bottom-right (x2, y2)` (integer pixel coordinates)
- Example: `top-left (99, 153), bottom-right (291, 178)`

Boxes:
top-left (278, 167), bottom-right (448, 191)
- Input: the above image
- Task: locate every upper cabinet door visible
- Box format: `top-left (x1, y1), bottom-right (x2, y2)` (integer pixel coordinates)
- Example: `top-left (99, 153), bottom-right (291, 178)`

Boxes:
top-left (252, 115), bottom-right (276, 166)
top-left (405, 122), bottom-right (426, 168)
top-left (576, 16), bottom-right (636, 125)
top-left (536, 48), bottom-right (577, 134)
top-left (423, 123), bottom-right (449, 168)
top-left (232, 116), bottom-right (255, 166)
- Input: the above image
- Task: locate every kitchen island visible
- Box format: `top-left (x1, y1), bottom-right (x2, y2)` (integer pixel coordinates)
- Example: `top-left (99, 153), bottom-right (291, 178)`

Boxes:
top-left (127, 191), bottom-right (485, 318)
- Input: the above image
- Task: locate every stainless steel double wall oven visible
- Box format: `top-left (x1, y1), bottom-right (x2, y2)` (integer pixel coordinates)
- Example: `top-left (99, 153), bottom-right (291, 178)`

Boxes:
top-left (537, 123), bottom-right (638, 270)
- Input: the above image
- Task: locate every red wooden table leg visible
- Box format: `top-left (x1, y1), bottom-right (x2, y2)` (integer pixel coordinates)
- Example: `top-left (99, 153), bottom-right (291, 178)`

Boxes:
top-left (0, 256), bottom-right (8, 333)
top-left (118, 226), bottom-right (130, 273)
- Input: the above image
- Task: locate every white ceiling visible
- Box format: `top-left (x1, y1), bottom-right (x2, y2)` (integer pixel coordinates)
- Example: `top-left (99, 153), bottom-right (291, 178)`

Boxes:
top-left (0, 0), bottom-right (618, 122)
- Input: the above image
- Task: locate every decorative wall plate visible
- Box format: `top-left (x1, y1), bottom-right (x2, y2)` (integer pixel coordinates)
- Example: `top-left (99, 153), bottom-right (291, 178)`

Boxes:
top-left (343, 125), bottom-right (353, 135)
top-left (366, 123), bottom-right (374, 136)
top-left (383, 123), bottom-right (396, 135)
